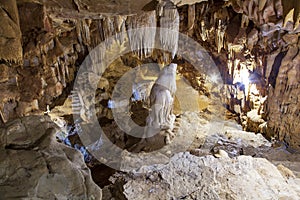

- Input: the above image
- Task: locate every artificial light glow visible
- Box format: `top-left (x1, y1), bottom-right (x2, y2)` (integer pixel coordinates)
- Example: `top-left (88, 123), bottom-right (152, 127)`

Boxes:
top-left (240, 69), bottom-right (250, 87)
top-left (209, 73), bottom-right (220, 83)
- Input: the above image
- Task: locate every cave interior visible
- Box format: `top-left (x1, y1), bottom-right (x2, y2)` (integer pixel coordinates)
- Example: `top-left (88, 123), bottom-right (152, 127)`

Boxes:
top-left (0, 0), bottom-right (300, 199)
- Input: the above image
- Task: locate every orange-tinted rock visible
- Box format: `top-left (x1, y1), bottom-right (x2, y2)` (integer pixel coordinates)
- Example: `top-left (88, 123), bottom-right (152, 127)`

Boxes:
top-left (0, 0), bottom-right (22, 63)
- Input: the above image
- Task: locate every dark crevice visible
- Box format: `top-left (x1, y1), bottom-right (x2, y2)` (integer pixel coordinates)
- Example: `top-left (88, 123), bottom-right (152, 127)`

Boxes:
top-left (90, 164), bottom-right (116, 188)
top-left (268, 51), bottom-right (287, 88)
top-left (1, 7), bottom-right (16, 25)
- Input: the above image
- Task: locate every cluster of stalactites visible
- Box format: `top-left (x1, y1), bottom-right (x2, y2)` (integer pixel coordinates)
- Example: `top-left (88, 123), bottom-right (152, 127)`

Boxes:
top-left (126, 0), bottom-right (180, 61)
top-left (127, 11), bottom-right (157, 59)
top-left (159, 1), bottom-right (179, 60)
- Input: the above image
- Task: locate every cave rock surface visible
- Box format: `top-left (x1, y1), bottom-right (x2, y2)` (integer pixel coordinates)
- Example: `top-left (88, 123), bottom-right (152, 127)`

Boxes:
top-left (112, 152), bottom-right (300, 200)
top-left (0, 115), bottom-right (101, 199)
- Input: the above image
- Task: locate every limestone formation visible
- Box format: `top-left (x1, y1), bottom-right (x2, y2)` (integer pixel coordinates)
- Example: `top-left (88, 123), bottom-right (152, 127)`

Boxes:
top-left (111, 153), bottom-right (300, 200)
top-left (0, 116), bottom-right (101, 199)
top-left (145, 63), bottom-right (177, 138)
top-left (0, 0), bottom-right (300, 198)
top-left (0, 0), bottom-right (22, 63)
top-left (0, 0), bottom-right (297, 150)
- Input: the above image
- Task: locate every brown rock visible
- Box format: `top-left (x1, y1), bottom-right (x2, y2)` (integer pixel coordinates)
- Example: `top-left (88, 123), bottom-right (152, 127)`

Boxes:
top-left (18, 2), bottom-right (46, 34)
top-left (283, 34), bottom-right (299, 44)
top-left (0, 115), bottom-right (102, 199)
top-left (267, 43), bottom-right (300, 149)
top-left (0, 0), bottom-right (22, 63)
top-left (0, 64), bottom-right (9, 83)
top-left (15, 100), bottom-right (39, 116)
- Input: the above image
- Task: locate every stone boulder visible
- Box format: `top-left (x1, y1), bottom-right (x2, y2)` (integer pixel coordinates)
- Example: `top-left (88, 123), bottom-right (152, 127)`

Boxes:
top-left (0, 115), bottom-right (101, 199)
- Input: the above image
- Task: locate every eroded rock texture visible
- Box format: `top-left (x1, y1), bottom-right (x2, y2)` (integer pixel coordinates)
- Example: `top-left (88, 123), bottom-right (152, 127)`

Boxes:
top-left (266, 36), bottom-right (300, 149)
top-left (0, 0), bottom-right (299, 150)
top-left (178, 0), bottom-right (300, 149)
top-left (0, 0), bottom-right (22, 63)
top-left (0, 115), bottom-right (101, 199)
top-left (110, 152), bottom-right (300, 200)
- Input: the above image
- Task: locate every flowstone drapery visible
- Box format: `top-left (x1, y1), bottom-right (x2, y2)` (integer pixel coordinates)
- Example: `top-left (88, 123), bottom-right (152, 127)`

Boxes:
top-left (145, 63), bottom-right (177, 139)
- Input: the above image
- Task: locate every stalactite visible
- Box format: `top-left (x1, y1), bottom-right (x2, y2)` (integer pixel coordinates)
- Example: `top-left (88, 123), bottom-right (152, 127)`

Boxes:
top-left (0, 107), bottom-right (7, 123)
top-left (228, 43), bottom-right (233, 60)
top-left (80, 19), bottom-right (91, 49)
top-left (60, 62), bottom-right (66, 87)
top-left (127, 11), bottom-right (157, 58)
top-left (216, 19), bottom-right (226, 53)
top-left (75, 19), bottom-right (91, 52)
top-left (102, 17), bottom-right (115, 48)
top-left (159, 1), bottom-right (179, 59)
top-left (54, 62), bottom-right (61, 82)
top-left (228, 59), bottom-right (233, 75)
top-left (76, 22), bottom-right (83, 45)
top-left (200, 20), bottom-right (208, 41)
top-left (114, 15), bottom-right (127, 44)
top-left (233, 59), bottom-right (241, 84)
top-left (97, 19), bottom-right (105, 43)
top-left (64, 55), bottom-right (70, 80)
top-left (187, 5), bottom-right (195, 34)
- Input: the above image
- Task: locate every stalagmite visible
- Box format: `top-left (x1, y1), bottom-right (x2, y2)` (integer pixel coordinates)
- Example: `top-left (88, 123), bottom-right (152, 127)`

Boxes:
top-left (283, 8), bottom-right (294, 28)
top-left (145, 63), bottom-right (177, 139)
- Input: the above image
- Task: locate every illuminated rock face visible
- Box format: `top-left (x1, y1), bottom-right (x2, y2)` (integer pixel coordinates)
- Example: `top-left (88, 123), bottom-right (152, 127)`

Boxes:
top-left (145, 63), bottom-right (177, 136)
top-left (186, 0), bottom-right (299, 149)
top-left (112, 153), bottom-right (300, 199)
top-left (0, 0), bottom-right (299, 148)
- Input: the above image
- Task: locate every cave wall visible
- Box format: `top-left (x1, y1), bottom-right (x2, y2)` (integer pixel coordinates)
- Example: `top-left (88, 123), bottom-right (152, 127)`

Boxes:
top-left (0, 0), bottom-right (299, 149)
top-left (182, 0), bottom-right (300, 149)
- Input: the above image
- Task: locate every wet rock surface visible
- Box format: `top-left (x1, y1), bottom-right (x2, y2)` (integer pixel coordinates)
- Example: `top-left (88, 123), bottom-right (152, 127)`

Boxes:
top-left (0, 116), bottom-right (101, 199)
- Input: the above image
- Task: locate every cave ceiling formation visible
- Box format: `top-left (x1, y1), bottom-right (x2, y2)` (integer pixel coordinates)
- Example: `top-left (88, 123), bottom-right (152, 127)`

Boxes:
top-left (1, 0), bottom-right (298, 147)
top-left (0, 0), bottom-right (300, 199)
